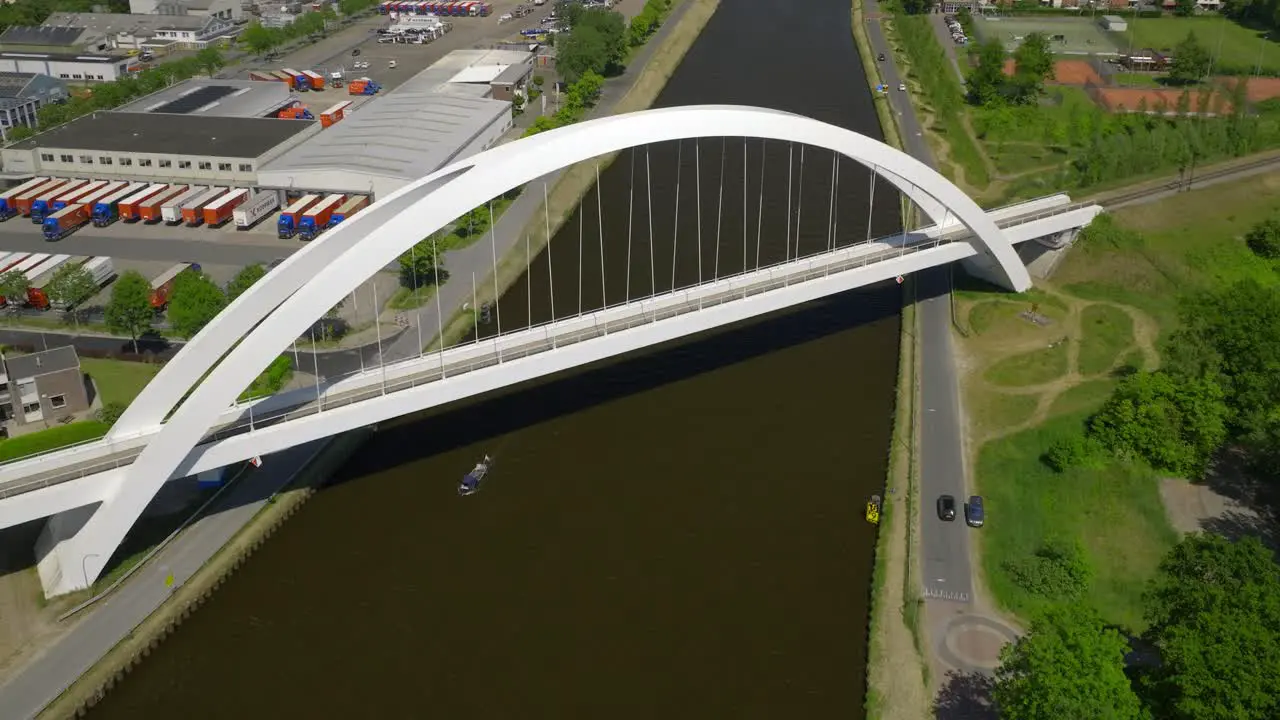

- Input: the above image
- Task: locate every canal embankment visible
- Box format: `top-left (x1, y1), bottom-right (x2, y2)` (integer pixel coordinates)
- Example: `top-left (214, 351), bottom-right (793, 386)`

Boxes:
top-left (36, 430), bottom-right (370, 720)
top-left (852, 0), bottom-right (932, 717)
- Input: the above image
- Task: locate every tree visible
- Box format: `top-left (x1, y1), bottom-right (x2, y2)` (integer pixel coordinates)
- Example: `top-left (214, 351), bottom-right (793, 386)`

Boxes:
top-left (398, 238), bottom-right (444, 288)
top-left (225, 264), bottom-right (266, 302)
top-left (240, 21), bottom-right (281, 54)
top-left (1244, 216), bottom-right (1280, 258)
top-left (1174, 0), bottom-right (1197, 16)
top-left (901, 0), bottom-right (935, 12)
top-left (0, 269), bottom-right (30, 306)
top-left (993, 604), bottom-right (1145, 720)
top-left (1163, 279), bottom-right (1280, 444)
top-left (167, 271), bottom-right (226, 339)
top-left (556, 24), bottom-right (610, 82)
top-left (1140, 534), bottom-right (1280, 720)
top-left (968, 39), bottom-right (1008, 106)
top-left (105, 270), bottom-right (154, 353)
top-left (1168, 32), bottom-right (1211, 85)
top-left (1011, 33), bottom-right (1054, 104)
top-left (1088, 371), bottom-right (1229, 476)
top-left (1003, 538), bottom-right (1094, 599)
top-left (45, 263), bottom-right (99, 312)
top-left (194, 47), bottom-right (225, 77)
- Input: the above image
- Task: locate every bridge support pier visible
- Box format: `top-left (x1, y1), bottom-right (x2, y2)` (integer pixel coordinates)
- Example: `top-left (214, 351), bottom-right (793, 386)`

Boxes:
top-left (35, 503), bottom-right (103, 597)
top-left (960, 251), bottom-right (1031, 292)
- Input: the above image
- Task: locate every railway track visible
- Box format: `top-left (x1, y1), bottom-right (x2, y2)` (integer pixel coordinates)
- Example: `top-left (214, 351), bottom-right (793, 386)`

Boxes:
top-left (1087, 153), bottom-right (1280, 209)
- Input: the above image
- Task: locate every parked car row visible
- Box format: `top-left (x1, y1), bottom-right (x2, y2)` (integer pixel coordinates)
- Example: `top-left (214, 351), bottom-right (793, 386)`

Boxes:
top-left (944, 15), bottom-right (968, 45)
top-left (937, 494), bottom-right (984, 527)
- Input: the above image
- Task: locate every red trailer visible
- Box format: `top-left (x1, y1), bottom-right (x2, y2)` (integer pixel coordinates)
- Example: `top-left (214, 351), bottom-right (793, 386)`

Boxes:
top-left (301, 69), bottom-right (326, 90)
top-left (119, 183), bottom-right (169, 222)
top-left (202, 189), bottom-right (249, 228)
top-left (138, 185), bottom-right (189, 223)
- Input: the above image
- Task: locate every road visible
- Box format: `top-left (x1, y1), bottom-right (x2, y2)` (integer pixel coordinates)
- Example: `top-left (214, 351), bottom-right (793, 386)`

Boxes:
top-left (0, 225), bottom-right (294, 267)
top-left (0, 440), bottom-right (327, 720)
top-left (863, 0), bottom-right (976, 606)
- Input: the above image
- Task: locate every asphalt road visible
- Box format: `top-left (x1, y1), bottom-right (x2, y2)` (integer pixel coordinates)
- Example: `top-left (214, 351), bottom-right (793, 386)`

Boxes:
top-left (0, 441), bottom-right (325, 720)
top-left (862, 0), bottom-right (975, 605)
top-left (0, 223), bottom-right (295, 267)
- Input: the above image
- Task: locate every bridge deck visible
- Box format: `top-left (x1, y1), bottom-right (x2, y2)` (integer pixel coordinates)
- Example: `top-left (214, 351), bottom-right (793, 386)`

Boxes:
top-left (0, 198), bottom-right (1098, 505)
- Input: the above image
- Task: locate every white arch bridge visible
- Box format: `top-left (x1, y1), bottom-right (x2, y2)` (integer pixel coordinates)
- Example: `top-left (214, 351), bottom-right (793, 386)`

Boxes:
top-left (0, 106), bottom-right (1101, 596)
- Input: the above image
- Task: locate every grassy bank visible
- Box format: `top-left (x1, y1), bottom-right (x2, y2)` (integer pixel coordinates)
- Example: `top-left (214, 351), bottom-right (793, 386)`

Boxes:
top-left (957, 170), bottom-right (1280, 633)
top-left (854, 3), bottom-right (930, 718)
top-left (41, 430), bottom-right (371, 719)
top-left (427, 0), bottom-right (721, 352)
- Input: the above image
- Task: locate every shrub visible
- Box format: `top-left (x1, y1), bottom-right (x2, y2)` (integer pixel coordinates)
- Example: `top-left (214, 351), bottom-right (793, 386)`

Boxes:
top-left (1005, 538), bottom-right (1094, 599)
top-left (96, 402), bottom-right (128, 426)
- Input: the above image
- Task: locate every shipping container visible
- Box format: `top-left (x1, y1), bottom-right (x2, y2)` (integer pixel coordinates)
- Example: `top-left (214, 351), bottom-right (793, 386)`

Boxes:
top-left (278, 194), bottom-right (320, 238)
top-left (233, 192), bottom-right (280, 230)
top-left (160, 185), bottom-right (209, 225)
top-left (135, 184), bottom-right (188, 223)
top-left (42, 205), bottom-right (90, 241)
top-left (74, 181), bottom-right (126, 215)
top-left (181, 186), bottom-right (228, 226)
top-left (25, 254), bottom-right (76, 307)
top-left (202, 188), bottom-right (249, 227)
top-left (0, 177), bottom-right (51, 219)
top-left (327, 194), bottom-right (370, 228)
top-left (48, 256), bottom-right (114, 310)
top-left (118, 183), bottom-right (170, 222)
top-left (270, 70), bottom-right (295, 84)
top-left (150, 262), bottom-right (201, 309)
top-left (93, 182), bottom-right (148, 226)
top-left (249, 70), bottom-right (276, 81)
top-left (31, 179), bottom-right (86, 223)
top-left (50, 180), bottom-right (109, 212)
top-left (14, 179), bottom-right (70, 217)
top-left (281, 68), bottom-right (308, 91)
top-left (301, 69), bottom-right (326, 90)
top-left (298, 193), bottom-right (346, 241)
top-left (319, 100), bottom-right (353, 127)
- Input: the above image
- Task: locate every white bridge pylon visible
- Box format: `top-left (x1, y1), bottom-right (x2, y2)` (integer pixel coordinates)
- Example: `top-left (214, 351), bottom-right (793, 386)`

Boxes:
top-left (46, 105), bottom-right (1032, 594)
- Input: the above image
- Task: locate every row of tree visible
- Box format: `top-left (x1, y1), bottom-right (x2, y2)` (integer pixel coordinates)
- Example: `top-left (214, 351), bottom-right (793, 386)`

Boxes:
top-left (967, 33), bottom-right (1054, 106)
top-left (9, 48), bottom-right (228, 141)
top-left (102, 265), bottom-right (266, 349)
top-left (238, 3), bottom-right (361, 56)
top-left (992, 533), bottom-right (1280, 720)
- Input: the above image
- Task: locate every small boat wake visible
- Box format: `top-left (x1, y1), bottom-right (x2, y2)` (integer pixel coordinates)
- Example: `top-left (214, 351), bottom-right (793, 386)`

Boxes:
top-left (458, 455), bottom-right (493, 496)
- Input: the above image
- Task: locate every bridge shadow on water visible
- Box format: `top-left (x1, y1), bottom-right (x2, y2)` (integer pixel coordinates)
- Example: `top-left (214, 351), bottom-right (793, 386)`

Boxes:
top-left (326, 281), bottom-right (901, 485)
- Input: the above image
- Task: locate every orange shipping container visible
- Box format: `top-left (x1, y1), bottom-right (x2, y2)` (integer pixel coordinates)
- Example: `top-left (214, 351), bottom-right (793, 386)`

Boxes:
top-left (202, 189), bottom-right (248, 227)
top-left (138, 185), bottom-right (189, 223)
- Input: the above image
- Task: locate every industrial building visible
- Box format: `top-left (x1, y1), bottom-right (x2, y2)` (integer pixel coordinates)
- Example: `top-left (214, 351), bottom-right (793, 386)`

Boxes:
top-left (41, 12), bottom-right (240, 52)
top-left (129, 0), bottom-right (243, 22)
top-left (0, 26), bottom-right (130, 82)
top-left (114, 79), bottom-right (297, 118)
top-left (256, 49), bottom-right (533, 199)
top-left (0, 72), bottom-right (69, 131)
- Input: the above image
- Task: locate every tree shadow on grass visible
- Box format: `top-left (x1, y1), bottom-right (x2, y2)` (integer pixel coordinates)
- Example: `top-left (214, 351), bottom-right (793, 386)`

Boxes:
top-left (934, 669), bottom-right (998, 720)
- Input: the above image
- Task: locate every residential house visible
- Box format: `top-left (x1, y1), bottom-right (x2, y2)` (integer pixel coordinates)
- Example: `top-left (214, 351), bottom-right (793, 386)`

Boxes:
top-left (0, 346), bottom-right (90, 428)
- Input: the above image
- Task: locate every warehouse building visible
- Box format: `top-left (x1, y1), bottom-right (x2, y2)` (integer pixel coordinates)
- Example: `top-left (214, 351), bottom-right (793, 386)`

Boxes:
top-left (0, 72), bottom-right (69, 131)
top-left (0, 26), bottom-right (130, 82)
top-left (255, 49), bottom-right (531, 199)
top-left (41, 12), bottom-right (240, 52)
top-left (115, 79), bottom-right (297, 118)
top-left (0, 111), bottom-right (318, 185)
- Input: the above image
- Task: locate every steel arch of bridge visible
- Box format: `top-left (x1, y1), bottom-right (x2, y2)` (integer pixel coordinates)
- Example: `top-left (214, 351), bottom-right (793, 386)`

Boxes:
top-left (74, 105), bottom-right (1028, 589)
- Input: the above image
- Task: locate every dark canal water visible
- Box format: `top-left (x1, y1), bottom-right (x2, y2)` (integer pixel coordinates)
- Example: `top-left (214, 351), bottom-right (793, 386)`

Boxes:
top-left (89, 0), bottom-right (904, 716)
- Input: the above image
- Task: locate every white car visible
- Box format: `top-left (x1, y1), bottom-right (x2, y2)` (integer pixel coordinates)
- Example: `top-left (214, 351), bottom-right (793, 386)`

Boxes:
top-left (898, 82), bottom-right (907, 91)
top-left (388, 60), bottom-right (397, 68)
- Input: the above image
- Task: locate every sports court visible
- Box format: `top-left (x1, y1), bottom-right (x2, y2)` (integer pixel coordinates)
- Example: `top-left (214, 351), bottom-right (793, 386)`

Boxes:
top-left (973, 16), bottom-right (1123, 55)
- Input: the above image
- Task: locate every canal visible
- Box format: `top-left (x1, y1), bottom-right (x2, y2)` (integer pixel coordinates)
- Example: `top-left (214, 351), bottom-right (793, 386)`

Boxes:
top-left (89, 0), bottom-right (904, 716)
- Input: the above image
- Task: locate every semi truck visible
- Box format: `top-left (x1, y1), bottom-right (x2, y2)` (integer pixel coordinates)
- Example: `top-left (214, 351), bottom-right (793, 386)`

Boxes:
top-left (25, 255), bottom-right (76, 307)
top-left (160, 185), bottom-right (209, 225)
top-left (13, 179), bottom-right (68, 218)
top-left (51, 180), bottom-right (109, 212)
top-left (92, 182), bottom-right (148, 226)
top-left (74, 181), bottom-right (126, 216)
top-left (278, 194), bottom-right (320, 238)
top-left (138, 184), bottom-right (190, 223)
top-left (150, 262), bottom-right (201, 309)
top-left (181, 186), bottom-right (227, 226)
top-left (348, 78), bottom-right (382, 95)
top-left (297, 193), bottom-right (346, 241)
top-left (233, 192), bottom-right (280, 230)
top-left (119, 183), bottom-right (170, 222)
top-left (47, 256), bottom-right (114, 310)
top-left (301, 69), bottom-right (326, 90)
top-left (202, 189), bottom-right (248, 228)
top-left (30, 180), bottom-right (84, 223)
top-left (328, 195), bottom-right (370, 228)
top-left (281, 68), bottom-right (309, 91)
top-left (0, 177), bottom-right (51, 220)
top-left (42, 204), bottom-right (90, 241)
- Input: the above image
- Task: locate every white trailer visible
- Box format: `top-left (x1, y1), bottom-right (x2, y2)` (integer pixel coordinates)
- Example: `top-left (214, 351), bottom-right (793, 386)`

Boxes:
top-left (160, 186), bottom-right (209, 225)
top-left (233, 192), bottom-right (281, 230)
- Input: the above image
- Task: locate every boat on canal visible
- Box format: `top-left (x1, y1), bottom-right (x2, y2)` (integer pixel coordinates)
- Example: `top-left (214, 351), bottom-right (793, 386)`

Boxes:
top-left (866, 495), bottom-right (881, 525)
top-left (459, 455), bottom-right (493, 496)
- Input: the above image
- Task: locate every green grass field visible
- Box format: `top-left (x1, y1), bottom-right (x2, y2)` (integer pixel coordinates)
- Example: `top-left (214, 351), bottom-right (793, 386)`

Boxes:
top-left (0, 421), bottom-right (111, 462)
top-left (1122, 16), bottom-right (1280, 74)
top-left (973, 15), bottom-right (1120, 54)
top-left (1077, 304), bottom-right (1134, 375)
top-left (80, 358), bottom-right (161, 407)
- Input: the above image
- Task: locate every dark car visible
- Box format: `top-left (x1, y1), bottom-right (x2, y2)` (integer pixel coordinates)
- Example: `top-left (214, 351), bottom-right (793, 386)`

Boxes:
top-left (877, 53), bottom-right (886, 61)
top-left (966, 495), bottom-right (985, 528)
top-left (937, 495), bottom-right (956, 521)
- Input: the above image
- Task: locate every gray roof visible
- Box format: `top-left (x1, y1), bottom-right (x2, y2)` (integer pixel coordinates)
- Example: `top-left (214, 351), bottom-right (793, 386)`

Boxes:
top-left (258, 92), bottom-right (509, 181)
top-left (4, 346), bottom-right (80, 380)
top-left (0, 50), bottom-right (127, 63)
top-left (115, 79), bottom-right (295, 118)
top-left (11, 112), bottom-right (316, 157)
top-left (44, 12), bottom-right (214, 36)
top-left (0, 71), bottom-right (37, 97)
top-left (492, 61), bottom-right (533, 86)
top-left (0, 26), bottom-right (88, 47)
